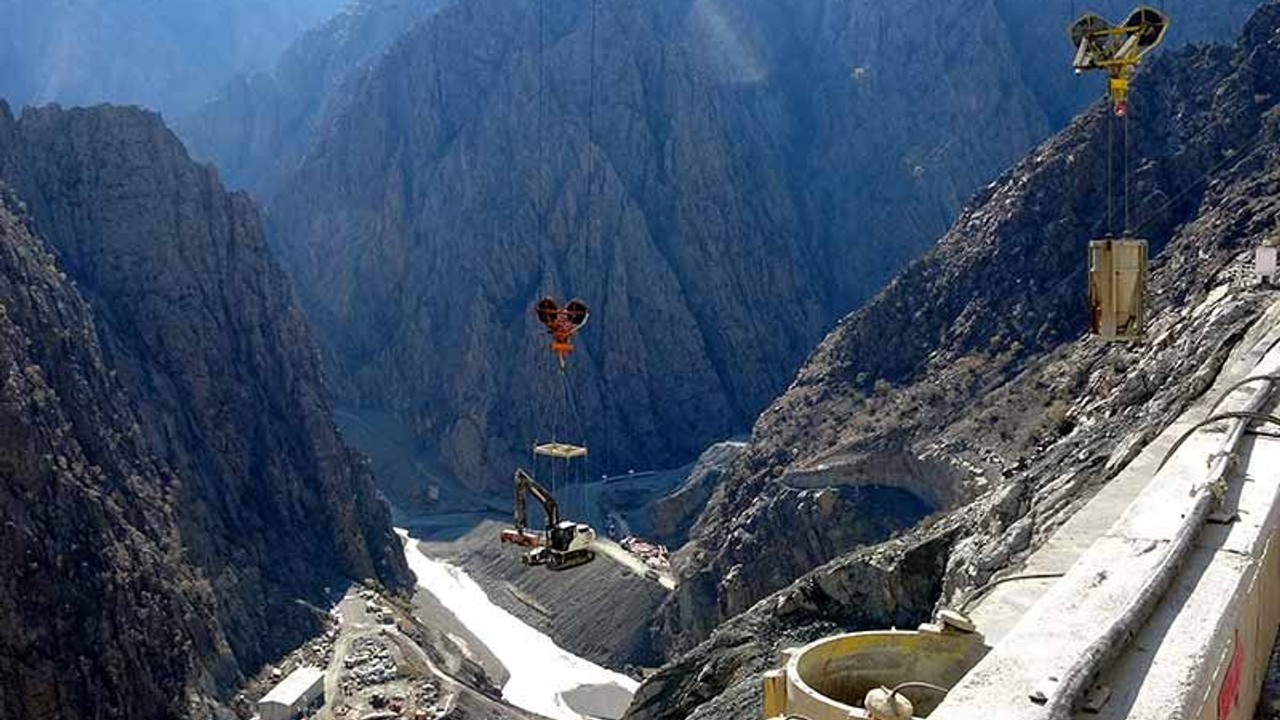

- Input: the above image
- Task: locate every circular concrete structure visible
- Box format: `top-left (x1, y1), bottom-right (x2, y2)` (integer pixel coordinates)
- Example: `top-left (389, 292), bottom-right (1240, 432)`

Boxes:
top-left (777, 630), bottom-right (989, 719)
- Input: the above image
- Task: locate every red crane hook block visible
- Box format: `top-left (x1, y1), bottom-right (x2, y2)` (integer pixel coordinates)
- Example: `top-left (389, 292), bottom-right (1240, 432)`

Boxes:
top-left (535, 297), bottom-right (589, 363)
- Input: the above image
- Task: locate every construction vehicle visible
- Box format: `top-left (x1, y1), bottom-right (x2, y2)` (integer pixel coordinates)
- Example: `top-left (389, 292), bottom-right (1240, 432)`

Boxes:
top-left (500, 468), bottom-right (597, 571)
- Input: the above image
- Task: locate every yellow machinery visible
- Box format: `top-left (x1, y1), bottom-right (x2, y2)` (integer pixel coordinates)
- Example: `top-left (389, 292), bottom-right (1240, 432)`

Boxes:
top-left (1069, 6), bottom-right (1169, 117)
top-left (1071, 6), bottom-right (1168, 341)
top-left (1089, 238), bottom-right (1148, 341)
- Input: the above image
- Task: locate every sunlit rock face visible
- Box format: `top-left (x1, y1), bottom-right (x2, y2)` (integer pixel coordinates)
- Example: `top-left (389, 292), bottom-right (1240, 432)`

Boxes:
top-left (633, 5), bottom-right (1280, 716)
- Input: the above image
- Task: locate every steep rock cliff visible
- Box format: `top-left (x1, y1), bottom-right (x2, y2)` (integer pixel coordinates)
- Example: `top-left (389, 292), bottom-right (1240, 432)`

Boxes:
top-left (267, 0), bottom-right (1259, 500)
top-left (649, 0), bottom-right (1280, 691)
top-left (0, 183), bottom-right (235, 720)
top-left (0, 103), bottom-right (410, 719)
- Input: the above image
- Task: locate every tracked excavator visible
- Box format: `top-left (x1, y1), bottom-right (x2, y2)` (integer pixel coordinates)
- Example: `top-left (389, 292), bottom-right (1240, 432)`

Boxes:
top-left (501, 468), bottom-right (597, 571)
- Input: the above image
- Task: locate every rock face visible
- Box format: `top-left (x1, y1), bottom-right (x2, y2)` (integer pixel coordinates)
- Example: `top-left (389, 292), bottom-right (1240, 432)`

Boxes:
top-left (639, 3), bottom-right (1280, 710)
top-left (178, 0), bottom-right (455, 195)
top-left (0, 103), bottom-right (410, 720)
top-left (267, 0), bottom-right (1259, 500)
top-left (0, 0), bottom-right (346, 116)
top-left (628, 523), bottom-right (965, 720)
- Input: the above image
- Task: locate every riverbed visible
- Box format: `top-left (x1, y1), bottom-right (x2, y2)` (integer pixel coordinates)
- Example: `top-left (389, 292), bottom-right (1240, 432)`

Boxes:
top-left (397, 530), bottom-right (637, 720)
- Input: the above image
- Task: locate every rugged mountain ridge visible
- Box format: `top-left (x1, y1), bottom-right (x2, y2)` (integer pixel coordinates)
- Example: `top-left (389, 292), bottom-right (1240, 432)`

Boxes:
top-left (0, 102), bottom-right (410, 719)
top-left (0, 183), bottom-right (231, 720)
top-left (630, 4), bottom-right (1280, 714)
top-left (267, 0), bottom-right (1259, 499)
top-left (0, 0), bottom-right (346, 116)
top-left (178, 0), bottom-right (455, 195)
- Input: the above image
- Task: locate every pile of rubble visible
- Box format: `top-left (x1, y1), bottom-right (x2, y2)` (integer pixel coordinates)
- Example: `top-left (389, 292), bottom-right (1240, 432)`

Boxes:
top-left (353, 683), bottom-right (445, 720)
top-left (620, 537), bottom-right (670, 570)
top-left (342, 637), bottom-right (400, 689)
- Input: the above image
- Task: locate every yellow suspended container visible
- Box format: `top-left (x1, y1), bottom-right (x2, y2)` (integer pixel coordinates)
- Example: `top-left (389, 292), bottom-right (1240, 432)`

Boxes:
top-left (1089, 238), bottom-right (1148, 342)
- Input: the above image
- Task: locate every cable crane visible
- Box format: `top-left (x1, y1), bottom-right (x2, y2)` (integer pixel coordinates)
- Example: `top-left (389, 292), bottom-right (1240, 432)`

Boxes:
top-left (535, 297), bottom-right (590, 367)
top-left (499, 298), bottom-right (598, 572)
top-left (1070, 6), bottom-right (1169, 117)
top-left (498, 0), bottom-right (603, 573)
top-left (1069, 5), bottom-right (1169, 341)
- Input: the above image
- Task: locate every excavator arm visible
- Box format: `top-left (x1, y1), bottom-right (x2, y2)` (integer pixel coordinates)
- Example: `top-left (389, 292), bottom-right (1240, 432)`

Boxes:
top-left (512, 468), bottom-right (560, 533)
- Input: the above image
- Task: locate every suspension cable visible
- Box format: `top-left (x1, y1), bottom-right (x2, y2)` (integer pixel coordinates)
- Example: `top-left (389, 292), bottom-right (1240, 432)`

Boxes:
top-left (583, 0), bottom-right (598, 290)
top-left (1106, 104), bottom-right (1115, 235)
top-left (537, 0), bottom-right (547, 295)
top-left (581, 0), bottom-right (600, 517)
top-left (1124, 107), bottom-right (1132, 234)
top-left (1132, 121), bottom-right (1271, 236)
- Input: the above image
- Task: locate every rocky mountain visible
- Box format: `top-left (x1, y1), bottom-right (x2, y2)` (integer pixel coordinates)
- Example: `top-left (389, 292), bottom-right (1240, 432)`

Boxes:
top-left (178, 0), bottom-right (455, 196)
top-left (0, 102), bottom-right (410, 720)
top-left (267, 0), bottom-right (1260, 499)
top-left (0, 0), bottom-right (346, 116)
top-left (630, 3), bottom-right (1280, 714)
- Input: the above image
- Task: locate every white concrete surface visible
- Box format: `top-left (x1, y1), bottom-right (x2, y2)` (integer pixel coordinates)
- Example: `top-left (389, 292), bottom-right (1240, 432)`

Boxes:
top-left (933, 298), bottom-right (1280, 720)
top-left (968, 298), bottom-right (1280, 643)
top-left (1090, 432), bottom-right (1280, 720)
top-left (397, 530), bottom-right (638, 720)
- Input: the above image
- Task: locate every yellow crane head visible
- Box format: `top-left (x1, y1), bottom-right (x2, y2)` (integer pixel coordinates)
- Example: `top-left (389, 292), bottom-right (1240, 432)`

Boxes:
top-left (1069, 5), bottom-right (1170, 115)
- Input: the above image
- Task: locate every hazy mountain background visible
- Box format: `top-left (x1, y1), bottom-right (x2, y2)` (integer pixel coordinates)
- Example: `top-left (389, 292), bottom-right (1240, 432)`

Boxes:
top-left (0, 0), bottom-right (348, 116)
top-left (178, 0), bottom-right (457, 196)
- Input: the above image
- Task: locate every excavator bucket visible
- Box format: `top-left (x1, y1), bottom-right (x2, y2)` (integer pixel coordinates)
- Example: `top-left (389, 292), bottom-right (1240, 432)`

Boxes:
top-left (500, 528), bottom-right (543, 548)
top-left (1089, 238), bottom-right (1148, 341)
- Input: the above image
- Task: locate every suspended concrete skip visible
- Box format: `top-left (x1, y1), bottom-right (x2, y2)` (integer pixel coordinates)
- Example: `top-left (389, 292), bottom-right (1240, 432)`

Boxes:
top-left (396, 530), bottom-right (638, 720)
